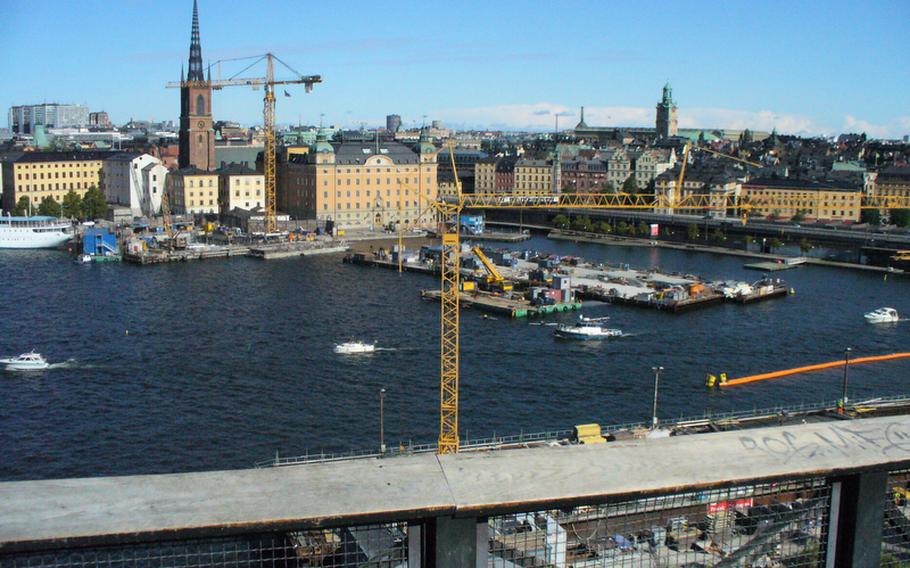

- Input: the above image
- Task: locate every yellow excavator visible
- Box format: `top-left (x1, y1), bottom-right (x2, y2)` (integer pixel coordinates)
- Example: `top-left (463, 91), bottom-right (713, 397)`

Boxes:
top-left (471, 247), bottom-right (513, 292)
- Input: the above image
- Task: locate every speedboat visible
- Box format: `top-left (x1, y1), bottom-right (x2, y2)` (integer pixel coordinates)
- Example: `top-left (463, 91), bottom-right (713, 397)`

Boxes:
top-left (865, 307), bottom-right (899, 324)
top-left (0, 352), bottom-right (49, 370)
top-left (554, 323), bottom-right (623, 340)
top-left (334, 341), bottom-right (376, 354)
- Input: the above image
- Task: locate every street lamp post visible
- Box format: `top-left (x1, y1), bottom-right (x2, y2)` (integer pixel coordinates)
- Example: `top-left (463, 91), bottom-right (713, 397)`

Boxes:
top-left (379, 388), bottom-right (386, 455)
top-left (842, 347), bottom-right (852, 408)
top-left (651, 366), bottom-right (664, 429)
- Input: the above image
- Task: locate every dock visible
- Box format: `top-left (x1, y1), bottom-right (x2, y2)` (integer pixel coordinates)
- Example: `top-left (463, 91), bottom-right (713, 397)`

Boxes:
top-left (576, 287), bottom-right (725, 312)
top-left (249, 244), bottom-right (348, 260)
top-left (421, 289), bottom-right (581, 318)
top-left (123, 245), bottom-right (250, 265)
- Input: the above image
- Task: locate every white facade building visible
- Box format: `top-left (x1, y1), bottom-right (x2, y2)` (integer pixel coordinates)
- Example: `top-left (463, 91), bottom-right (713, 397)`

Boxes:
top-left (103, 154), bottom-right (167, 218)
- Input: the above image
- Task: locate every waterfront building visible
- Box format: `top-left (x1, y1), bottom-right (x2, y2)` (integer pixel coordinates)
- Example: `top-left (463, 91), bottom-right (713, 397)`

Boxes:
top-left (217, 163), bottom-right (264, 214)
top-left (1, 151), bottom-right (110, 213)
top-left (436, 149), bottom-right (487, 194)
top-left (561, 157), bottom-right (607, 193)
top-left (282, 130), bottom-right (438, 228)
top-left (386, 114), bottom-right (401, 133)
top-left (177, 0), bottom-right (215, 171)
top-left (655, 81), bottom-right (679, 139)
top-left (604, 149), bottom-right (632, 190)
top-left (741, 177), bottom-right (861, 222)
top-left (165, 167), bottom-right (219, 215)
top-left (873, 166), bottom-right (910, 200)
top-left (654, 166), bottom-right (742, 217)
top-left (630, 148), bottom-right (676, 190)
top-left (513, 159), bottom-right (552, 194)
top-left (102, 153), bottom-right (167, 217)
top-left (8, 104), bottom-right (90, 135)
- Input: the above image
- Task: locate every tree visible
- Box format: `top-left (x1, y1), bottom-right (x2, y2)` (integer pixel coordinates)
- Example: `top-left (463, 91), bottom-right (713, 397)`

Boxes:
top-left (81, 186), bottom-right (108, 220)
top-left (860, 209), bottom-right (881, 225)
top-left (602, 181), bottom-right (617, 194)
top-left (744, 235), bottom-right (754, 246)
top-left (62, 190), bottom-right (83, 219)
top-left (596, 220), bottom-right (612, 234)
top-left (769, 237), bottom-right (784, 250)
top-left (799, 238), bottom-right (813, 252)
top-left (552, 214), bottom-right (570, 230)
top-left (37, 196), bottom-right (62, 217)
top-left (12, 196), bottom-right (30, 216)
top-left (712, 228), bottom-right (726, 243)
top-left (571, 215), bottom-right (593, 233)
top-left (637, 222), bottom-right (650, 237)
top-left (890, 208), bottom-right (910, 228)
top-left (686, 224), bottom-right (699, 241)
top-left (622, 174), bottom-right (638, 194)
top-left (791, 210), bottom-right (806, 223)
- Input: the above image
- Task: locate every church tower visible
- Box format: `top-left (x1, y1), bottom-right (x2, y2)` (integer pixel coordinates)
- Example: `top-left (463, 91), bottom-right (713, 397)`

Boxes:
top-left (178, 0), bottom-right (215, 171)
top-left (655, 81), bottom-right (678, 139)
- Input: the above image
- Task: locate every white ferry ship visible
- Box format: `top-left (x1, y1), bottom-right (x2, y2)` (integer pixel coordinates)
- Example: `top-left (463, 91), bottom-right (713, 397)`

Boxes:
top-left (0, 215), bottom-right (73, 249)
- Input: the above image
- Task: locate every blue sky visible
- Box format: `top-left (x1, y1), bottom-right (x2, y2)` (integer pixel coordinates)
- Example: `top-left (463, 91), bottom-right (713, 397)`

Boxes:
top-left (2, 0), bottom-right (908, 137)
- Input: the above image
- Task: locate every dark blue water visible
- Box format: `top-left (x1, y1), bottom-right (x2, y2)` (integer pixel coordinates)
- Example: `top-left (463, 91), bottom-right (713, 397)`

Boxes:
top-left (1, 236), bottom-right (908, 480)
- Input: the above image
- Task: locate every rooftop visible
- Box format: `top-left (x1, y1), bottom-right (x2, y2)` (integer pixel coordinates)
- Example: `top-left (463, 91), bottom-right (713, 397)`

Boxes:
top-left (11, 150), bottom-right (115, 163)
top-left (214, 163), bottom-right (260, 176)
top-left (745, 176), bottom-right (862, 192)
top-left (331, 140), bottom-right (421, 165)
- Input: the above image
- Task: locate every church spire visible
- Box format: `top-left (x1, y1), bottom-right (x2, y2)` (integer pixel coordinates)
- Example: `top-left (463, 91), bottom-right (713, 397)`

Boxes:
top-left (186, 0), bottom-right (205, 82)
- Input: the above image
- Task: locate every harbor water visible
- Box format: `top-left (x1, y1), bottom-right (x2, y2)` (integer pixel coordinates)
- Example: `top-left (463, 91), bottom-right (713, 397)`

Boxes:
top-left (1, 235), bottom-right (909, 480)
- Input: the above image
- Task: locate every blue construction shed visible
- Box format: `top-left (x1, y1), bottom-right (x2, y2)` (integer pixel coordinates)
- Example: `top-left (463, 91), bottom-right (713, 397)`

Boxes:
top-left (460, 214), bottom-right (485, 235)
top-left (83, 228), bottom-right (118, 256)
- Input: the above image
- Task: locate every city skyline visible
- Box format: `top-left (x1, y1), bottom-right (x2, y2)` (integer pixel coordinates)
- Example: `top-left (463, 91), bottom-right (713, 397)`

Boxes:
top-left (2, 0), bottom-right (909, 137)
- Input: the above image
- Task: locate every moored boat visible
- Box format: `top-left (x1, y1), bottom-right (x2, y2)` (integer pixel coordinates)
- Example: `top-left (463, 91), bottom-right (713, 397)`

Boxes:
top-left (0, 215), bottom-right (72, 249)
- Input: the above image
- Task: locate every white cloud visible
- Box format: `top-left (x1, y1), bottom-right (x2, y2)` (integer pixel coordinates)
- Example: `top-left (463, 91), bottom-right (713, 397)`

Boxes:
top-left (843, 115), bottom-right (909, 139)
top-left (681, 108), bottom-right (822, 136)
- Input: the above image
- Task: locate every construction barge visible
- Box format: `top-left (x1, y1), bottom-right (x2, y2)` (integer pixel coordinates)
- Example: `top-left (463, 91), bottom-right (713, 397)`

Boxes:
top-left (344, 245), bottom-right (793, 314)
top-left (420, 289), bottom-right (581, 318)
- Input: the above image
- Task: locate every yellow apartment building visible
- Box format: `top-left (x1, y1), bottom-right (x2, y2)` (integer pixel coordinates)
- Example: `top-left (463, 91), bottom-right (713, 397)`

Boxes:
top-left (165, 167), bottom-right (220, 215)
top-left (1, 150), bottom-right (110, 213)
top-left (742, 178), bottom-right (861, 222)
top-left (216, 163), bottom-right (265, 214)
top-left (282, 131), bottom-right (437, 228)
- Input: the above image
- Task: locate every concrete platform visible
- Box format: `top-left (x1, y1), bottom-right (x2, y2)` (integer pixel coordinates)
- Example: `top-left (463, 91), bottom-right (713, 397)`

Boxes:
top-left (3, 415), bottom-right (910, 551)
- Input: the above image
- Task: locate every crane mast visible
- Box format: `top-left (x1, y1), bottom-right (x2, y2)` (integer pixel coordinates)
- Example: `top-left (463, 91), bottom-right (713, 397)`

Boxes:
top-left (263, 54), bottom-right (278, 233)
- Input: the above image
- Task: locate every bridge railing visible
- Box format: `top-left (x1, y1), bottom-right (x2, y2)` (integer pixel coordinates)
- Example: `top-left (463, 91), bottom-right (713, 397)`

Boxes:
top-left (4, 415), bottom-right (910, 567)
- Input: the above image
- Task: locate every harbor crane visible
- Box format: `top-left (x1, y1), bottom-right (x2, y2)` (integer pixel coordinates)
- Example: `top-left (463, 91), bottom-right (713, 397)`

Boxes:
top-left (167, 54), bottom-right (321, 233)
top-left (431, 147), bottom-right (910, 454)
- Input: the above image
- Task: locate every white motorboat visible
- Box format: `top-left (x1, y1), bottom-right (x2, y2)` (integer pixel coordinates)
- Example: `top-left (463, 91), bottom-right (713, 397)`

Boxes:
top-left (74, 254), bottom-right (93, 265)
top-left (554, 322), bottom-right (623, 340)
top-left (0, 352), bottom-right (50, 370)
top-left (865, 307), bottom-right (899, 324)
top-left (334, 341), bottom-right (376, 354)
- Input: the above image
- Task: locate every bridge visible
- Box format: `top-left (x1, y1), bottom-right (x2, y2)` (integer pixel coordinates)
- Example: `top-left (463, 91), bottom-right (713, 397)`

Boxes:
top-left (2, 414), bottom-right (910, 567)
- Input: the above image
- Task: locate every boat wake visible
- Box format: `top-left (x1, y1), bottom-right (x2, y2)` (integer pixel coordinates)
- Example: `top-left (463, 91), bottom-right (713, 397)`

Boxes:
top-left (47, 358), bottom-right (82, 369)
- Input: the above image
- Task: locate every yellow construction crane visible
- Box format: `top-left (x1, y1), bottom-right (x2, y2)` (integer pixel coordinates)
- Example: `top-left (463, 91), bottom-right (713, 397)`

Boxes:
top-left (168, 54), bottom-right (321, 233)
top-left (471, 247), bottom-right (513, 291)
top-left (431, 149), bottom-right (910, 453)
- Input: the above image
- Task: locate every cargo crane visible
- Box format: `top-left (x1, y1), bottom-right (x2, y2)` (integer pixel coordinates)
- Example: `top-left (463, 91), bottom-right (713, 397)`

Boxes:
top-left (431, 148), bottom-right (910, 454)
top-left (167, 54), bottom-right (321, 234)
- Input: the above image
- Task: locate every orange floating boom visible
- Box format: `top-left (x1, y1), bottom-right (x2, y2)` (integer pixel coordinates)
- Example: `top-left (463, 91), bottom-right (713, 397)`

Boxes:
top-left (721, 352), bottom-right (910, 387)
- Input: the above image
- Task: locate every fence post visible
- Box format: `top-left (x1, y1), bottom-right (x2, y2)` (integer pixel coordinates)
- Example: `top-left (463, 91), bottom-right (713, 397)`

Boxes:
top-left (829, 469), bottom-right (888, 567)
top-left (426, 515), bottom-right (484, 568)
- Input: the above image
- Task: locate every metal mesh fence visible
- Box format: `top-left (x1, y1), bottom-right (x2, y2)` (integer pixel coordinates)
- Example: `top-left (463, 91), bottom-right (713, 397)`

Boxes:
top-left (0, 523), bottom-right (409, 568)
top-left (882, 469), bottom-right (910, 567)
top-left (488, 479), bottom-right (830, 567)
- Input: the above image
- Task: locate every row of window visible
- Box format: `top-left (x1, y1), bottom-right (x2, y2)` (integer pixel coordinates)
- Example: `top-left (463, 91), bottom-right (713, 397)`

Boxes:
top-left (186, 179), bottom-right (216, 188)
top-left (16, 162), bottom-right (99, 169)
top-left (18, 170), bottom-right (95, 180)
top-left (324, 167), bottom-right (422, 174)
top-left (19, 182), bottom-right (91, 192)
top-left (323, 202), bottom-right (421, 211)
top-left (232, 190), bottom-right (262, 197)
